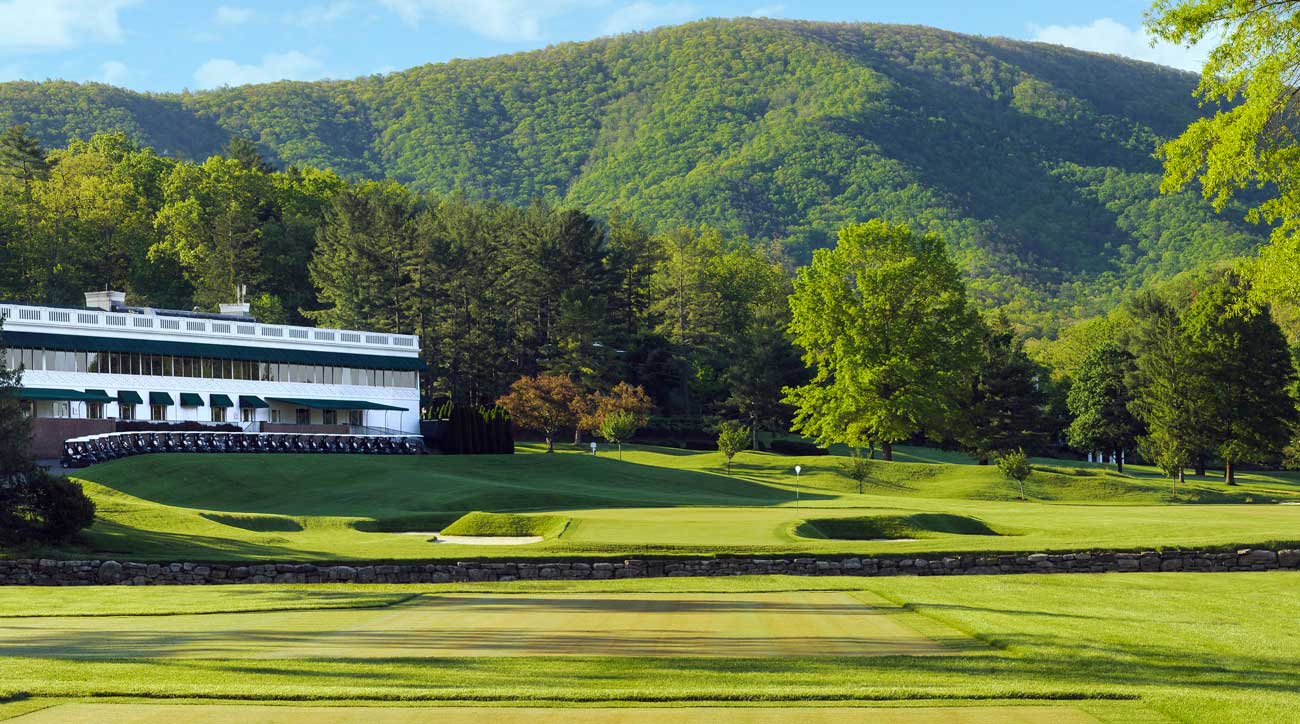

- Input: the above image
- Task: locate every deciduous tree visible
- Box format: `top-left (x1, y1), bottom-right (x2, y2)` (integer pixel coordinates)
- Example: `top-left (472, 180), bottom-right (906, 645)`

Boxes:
top-left (716, 420), bottom-right (750, 474)
top-left (1066, 344), bottom-right (1141, 473)
top-left (784, 220), bottom-right (981, 461)
top-left (598, 410), bottom-right (640, 461)
top-left (1147, 0), bottom-right (1300, 304)
top-left (1181, 275), bottom-right (1298, 484)
top-left (998, 448), bottom-right (1032, 501)
top-left (496, 374), bottom-right (580, 453)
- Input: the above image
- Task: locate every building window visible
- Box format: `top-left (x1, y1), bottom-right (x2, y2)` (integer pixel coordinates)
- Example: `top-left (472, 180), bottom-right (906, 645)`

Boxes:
top-left (322, 409), bottom-right (337, 425)
top-left (150, 404), bottom-right (167, 421)
top-left (271, 409), bottom-right (282, 424)
top-left (120, 404), bottom-right (135, 421)
top-left (348, 410), bottom-right (363, 426)
top-left (211, 406), bottom-right (226, 423)
top-left (241, 407), bottom-right (254, 423)
top-left (295, 408), bottom-right (310, 425)
top-left (20, 400), bottom-right (34, 418)
top-left (87, 402), bottom-right (104, 420)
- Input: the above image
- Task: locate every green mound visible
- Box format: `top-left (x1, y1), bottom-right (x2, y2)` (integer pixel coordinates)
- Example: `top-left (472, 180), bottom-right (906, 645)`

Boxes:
top-left (199, 513), bottom-right (303, 532)
top-left (441, 512), bottom-right (569, 538)
top-left (796, 514), bottom-right (1002, 541)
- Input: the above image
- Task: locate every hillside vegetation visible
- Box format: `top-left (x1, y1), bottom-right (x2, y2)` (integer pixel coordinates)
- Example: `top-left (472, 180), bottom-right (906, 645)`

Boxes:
top-left (0, 19), bottom-right (1271, 328)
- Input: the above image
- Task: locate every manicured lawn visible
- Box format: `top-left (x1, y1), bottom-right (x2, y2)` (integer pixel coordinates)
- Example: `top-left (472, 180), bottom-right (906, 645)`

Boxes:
top-left (0, 572), bottom-right (1295, 723)
top-left (11, 444), bottom-right (1295, 561)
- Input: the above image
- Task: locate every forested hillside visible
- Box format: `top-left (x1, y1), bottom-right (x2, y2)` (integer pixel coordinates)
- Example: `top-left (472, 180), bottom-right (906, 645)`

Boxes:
top-left (0, 19), bottom-right (1270, 334)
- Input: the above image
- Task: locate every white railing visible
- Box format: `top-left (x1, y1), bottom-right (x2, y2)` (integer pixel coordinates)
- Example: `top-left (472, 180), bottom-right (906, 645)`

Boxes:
top-left (0, 303), bottom-right (420, 354)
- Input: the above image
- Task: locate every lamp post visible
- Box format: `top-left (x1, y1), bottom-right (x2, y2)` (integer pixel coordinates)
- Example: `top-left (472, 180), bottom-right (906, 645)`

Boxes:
top-left (794, 465), bottom-right (801, 509)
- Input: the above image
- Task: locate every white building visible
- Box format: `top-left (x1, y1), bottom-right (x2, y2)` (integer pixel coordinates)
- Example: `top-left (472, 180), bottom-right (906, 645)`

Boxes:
top-left (2, 291), bottom-right (421, 457)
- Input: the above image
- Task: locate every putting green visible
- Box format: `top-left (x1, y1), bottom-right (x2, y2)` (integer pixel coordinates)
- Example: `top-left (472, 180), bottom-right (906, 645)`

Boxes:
top-left (0, 591), bottom-right (954, 658)
top-left (7, 704), bottom-right (1104, 723)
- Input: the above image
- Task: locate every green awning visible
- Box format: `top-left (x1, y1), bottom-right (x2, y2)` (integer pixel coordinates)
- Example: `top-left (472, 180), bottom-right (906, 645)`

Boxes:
top-left (239, 395), bottom-right (269, 409)
top-left (209, 394), bottom-right (234, 408)
top-left (267, 397), bottom-right (407, 412)
top-left (179, 393), bottom-right (205, 407)
top-left (17, 387), bottom-right (110, 402)
top-left (1, 330), bottom-right (424, 371)
top-left (117, 390), bottom-right (143, 405)
top-left (149, 392), bottom-right (174, 406)
top-left (83, 389), bottom-right (116, 403)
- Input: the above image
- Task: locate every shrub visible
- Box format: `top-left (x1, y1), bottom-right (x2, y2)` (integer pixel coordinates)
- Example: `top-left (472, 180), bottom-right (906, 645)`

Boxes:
top-left (0, 470), bottom-right (97, 543)
top-left (998, 448), bottom-right (1033, 500)
top-left (769, 439), bottom-right (829, 456)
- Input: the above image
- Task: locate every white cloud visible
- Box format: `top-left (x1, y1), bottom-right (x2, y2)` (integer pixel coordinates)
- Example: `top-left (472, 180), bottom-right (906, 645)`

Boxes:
top-left (97, 59), bottom-right (127, 84)
top-left (288, 0), bottom-right (353, 26)
top-left (378, 0), bottom-right (599, 42)
top-left (0, 0), bottom-right (139, 52)
top-left (748, 5), bottom-right (783, 18)
top-left (601, 2), bottom-right (696, 35)
top-left (194, 51), bottom-right (324, 89)
top-left (1028, 17), bottom-right (1212, 73)
top-left (215, 5), bottom-right (253, 25)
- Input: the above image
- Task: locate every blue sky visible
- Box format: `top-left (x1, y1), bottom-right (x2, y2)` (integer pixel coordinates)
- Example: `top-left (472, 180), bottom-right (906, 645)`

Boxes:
top-left (0, 1), bottom-right (1209, 92)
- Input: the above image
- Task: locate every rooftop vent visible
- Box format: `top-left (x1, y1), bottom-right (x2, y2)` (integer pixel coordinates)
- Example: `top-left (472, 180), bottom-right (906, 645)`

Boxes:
top-left (219, 302), bottom-right (252, 317)
top-left (85, 290), bottom-right (126, 312)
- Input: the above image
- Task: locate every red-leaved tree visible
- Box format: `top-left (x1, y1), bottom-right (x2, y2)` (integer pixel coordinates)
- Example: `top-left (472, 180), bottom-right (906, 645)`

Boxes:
top-left (497, 375), bottom-right (580, 452)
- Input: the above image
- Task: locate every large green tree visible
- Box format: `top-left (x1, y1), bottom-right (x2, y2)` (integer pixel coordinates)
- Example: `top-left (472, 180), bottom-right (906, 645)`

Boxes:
top-left (1147, 0), bottom-right (1300, 304)
top-left (1181, 275), bottom-right (1298, 484)
top-left (1067, 344), bottom-right (1142, 473)
top-left (785, 220), bottom-right (981, 461)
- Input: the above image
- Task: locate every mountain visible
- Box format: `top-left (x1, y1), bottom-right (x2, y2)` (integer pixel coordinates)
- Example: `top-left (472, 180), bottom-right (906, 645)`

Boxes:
top-left (0, 19), bottom-right (1267, 333)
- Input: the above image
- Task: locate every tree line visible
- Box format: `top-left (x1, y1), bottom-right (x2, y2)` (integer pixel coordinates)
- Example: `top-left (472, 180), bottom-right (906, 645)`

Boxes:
top-left (783, 220), bottom-right (1298, 484)
top-left (0, 126), bottom-right (802, 429)
top-left (2, 124), bottom-right (1297, 479)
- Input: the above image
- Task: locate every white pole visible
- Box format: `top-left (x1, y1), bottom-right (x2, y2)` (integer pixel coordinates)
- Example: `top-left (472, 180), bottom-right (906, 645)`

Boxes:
top-left (794, 465), bottom-right (802, 509)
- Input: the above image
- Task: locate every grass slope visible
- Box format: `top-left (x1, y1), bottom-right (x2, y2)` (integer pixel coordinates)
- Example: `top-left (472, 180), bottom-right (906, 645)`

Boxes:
top-left (441, 512), bottom-right (569, 538)
top-left (19, 444), bottom-right (1298, 561)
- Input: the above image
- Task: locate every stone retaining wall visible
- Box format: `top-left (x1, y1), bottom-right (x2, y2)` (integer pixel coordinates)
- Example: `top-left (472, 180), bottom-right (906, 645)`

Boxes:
top-left (2, 548), bottom-right (1298, 585)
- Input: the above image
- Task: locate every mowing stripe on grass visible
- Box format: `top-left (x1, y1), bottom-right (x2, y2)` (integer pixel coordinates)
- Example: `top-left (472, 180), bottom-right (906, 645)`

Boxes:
top-left (0, 592), bottom-right (954, 659)
top-left (6, 703), bottom-right (1106, 723)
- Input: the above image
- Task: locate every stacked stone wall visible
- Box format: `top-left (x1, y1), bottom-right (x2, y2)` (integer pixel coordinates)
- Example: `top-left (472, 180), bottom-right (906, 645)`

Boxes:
top-left (2, 548), bottom-right (1296, 585)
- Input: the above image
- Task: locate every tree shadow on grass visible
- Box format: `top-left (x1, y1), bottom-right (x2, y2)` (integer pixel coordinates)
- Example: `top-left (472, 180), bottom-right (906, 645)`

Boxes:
top-left (77, 453), bottom-right (836, 520)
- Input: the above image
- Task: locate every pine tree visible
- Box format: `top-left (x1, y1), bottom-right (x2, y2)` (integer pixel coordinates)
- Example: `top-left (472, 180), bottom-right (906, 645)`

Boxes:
top-left (223, 136), bottom-right (275, 174)
top-left (0, 125), bottom-right (50, 295)
top-left (1126, 290), bottom-right (1208, 487)
top-left (959, 313), bottom-right (1049, 464)
top-left (1067, 344), bottom-right (1142, 473)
